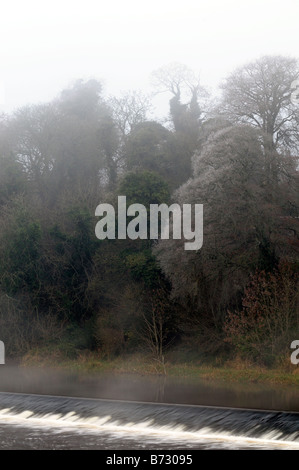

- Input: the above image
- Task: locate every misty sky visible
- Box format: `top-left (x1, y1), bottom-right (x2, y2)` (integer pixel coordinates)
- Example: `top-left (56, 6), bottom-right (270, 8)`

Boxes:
top-left (0, 0), bottom-right (298, 117)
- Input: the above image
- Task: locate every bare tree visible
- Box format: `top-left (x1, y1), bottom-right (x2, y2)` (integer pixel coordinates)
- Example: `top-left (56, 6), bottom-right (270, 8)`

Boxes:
top-left (9, 104), bottom-right (57, 193)
top-left (219, 55), bottom-right (299, 153)
top-left (151, 62), bottom-right (201, 98)
top-left (140, 286), bottom-right (175, 374)
top-left (109, 90), bottom-right (153, 137)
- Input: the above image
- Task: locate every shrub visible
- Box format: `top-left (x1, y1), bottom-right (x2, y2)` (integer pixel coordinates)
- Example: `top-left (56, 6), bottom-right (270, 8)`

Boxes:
top-left (224, 262), bottom-right (299, 365)
top-left (93, 310), bottom-right (125, 358)
top-left (0, 292), bottom-right (64, 356)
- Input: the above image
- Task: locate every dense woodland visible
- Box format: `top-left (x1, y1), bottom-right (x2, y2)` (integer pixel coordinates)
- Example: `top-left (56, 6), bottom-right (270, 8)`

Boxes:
top-left (0, 56), bottom-right (298, 367)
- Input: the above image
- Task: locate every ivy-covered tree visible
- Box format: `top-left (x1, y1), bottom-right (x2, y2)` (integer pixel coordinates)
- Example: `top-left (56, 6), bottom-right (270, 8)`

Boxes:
top-left (124, 121), bottom-right (191, 189)
top-left (151, 62), bottom-right (208, 158)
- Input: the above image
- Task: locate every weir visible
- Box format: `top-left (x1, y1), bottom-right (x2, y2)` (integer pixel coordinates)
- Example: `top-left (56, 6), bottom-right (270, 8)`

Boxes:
top-left (0, 392), bottom-right (298, 446)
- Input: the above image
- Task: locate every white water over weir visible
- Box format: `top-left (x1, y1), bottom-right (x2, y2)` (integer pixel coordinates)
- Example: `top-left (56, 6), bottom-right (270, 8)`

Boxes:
top-left (0, 392), bottom-right (298, 448)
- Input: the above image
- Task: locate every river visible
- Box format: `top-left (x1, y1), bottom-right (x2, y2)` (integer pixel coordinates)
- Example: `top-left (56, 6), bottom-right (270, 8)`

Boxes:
top-left (0, 364), bottom-right (298, 450)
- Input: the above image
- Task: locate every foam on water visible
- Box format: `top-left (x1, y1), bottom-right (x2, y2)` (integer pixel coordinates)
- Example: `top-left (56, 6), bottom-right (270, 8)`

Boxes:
top-left (0, 392), bottom-right (298, 449)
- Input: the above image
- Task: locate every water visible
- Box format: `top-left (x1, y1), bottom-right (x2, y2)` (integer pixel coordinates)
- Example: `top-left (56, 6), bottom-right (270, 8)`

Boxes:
top-left (0, 365), bottom-right (298, 450)
top-left (1, 365), bottom-right (299, 410)
top-left (0, 392), bottom-right (298, 450)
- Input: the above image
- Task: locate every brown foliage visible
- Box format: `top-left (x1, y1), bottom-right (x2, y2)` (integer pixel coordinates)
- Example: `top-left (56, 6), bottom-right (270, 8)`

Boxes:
top-left (224, 262), bottom-right (299, 364)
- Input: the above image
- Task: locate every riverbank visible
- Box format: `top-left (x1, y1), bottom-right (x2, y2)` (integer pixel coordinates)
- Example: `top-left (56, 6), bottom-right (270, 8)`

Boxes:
top-left (17, 349), bottom-right (299, 387)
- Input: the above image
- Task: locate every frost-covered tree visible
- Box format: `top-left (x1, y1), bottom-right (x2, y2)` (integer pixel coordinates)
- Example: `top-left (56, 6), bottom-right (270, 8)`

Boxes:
top-left (155, 125), bottom-right (299, 324)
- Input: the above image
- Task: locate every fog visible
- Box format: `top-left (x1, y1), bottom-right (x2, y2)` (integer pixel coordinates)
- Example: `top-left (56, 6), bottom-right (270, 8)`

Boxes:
top-left (1, 0), bottom-right (298, 115)
top-left (0, 1), bottom-right (298, 452)
top-left (1, 365), bottom-right (299, 412)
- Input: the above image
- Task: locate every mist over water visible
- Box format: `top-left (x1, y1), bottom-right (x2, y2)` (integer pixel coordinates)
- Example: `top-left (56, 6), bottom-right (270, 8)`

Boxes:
top-left (0, 365), bottom-right (298, 449)
top-left (0, 364), bottom-right (298, 411)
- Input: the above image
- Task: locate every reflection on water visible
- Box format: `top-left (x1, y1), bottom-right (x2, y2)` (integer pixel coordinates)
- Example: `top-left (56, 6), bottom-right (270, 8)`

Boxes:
top-left (0, 364), bottom-right (298, 411)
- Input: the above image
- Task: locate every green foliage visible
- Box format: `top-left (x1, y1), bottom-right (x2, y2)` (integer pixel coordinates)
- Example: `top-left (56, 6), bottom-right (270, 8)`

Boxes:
top-left (124, 122), bottom-right (191, 189)
top-left (117, 170), bottom-right (170, 287)
top-left (0, 208), bottom-right (41, 295)
top-left (124, 121), bottom-right (171, 172)
top-left (0, 155), bottom-right (27, 205)
top-left (122, 248), bottom-right (162, 287)
top-left (0, 60), bottom-right (298, 365)
top-left (118, 170), bottom-right (170, 207)
top-left (40, 207), bottom-right (97, 320)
